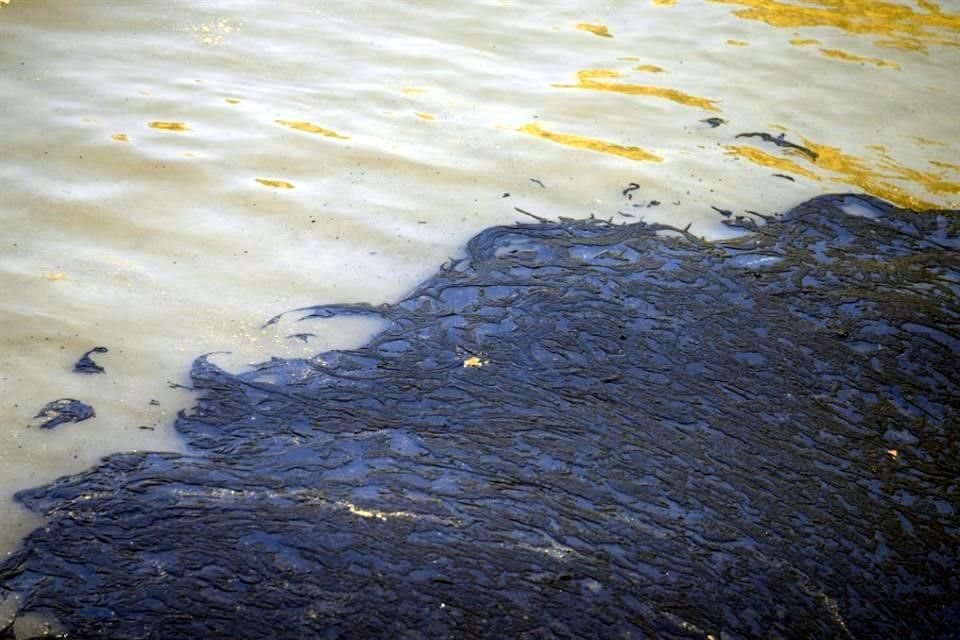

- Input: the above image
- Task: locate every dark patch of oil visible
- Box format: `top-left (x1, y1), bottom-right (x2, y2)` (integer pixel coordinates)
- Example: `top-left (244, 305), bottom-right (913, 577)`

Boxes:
top-left (32, 399), bottom-right (95, 429)
top-left (73, 346), bottom-right (108, 374)
top-left (2, 194), bottom-right (959, 639)
top-left (736, 131), bottom-right (818, 160)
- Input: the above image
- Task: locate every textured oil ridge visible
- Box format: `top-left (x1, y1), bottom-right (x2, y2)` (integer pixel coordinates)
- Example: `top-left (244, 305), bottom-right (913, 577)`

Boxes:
top-left (2, 194), bottom-right (959, 639)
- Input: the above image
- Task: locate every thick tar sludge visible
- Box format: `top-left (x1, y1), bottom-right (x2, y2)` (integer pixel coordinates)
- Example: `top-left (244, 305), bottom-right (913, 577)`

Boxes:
top-left (2, 195), bottom-right (959, 639)
top-left (31, 399), bottom-right (95, 430)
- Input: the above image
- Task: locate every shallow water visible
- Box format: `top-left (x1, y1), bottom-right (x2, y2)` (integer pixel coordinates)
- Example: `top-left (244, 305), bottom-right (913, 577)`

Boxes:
top-left (1, 0), bottom-right (958, 563)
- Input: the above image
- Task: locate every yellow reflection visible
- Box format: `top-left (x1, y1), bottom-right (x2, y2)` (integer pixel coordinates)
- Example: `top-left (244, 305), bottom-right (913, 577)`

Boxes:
top-left (576, 23), bottom-right (613, 37)
top-left (712, 0), bottom-right (960, 52)
top-left (930, 160), bottom-right (960, 172)
top-left (789, 38), bottom-right (820, 45)
top-left (256, 179), bottom-right (295, 189)
top-left (111, 133), bottom-right (128, 142)
top-left (915, 137), bottom-right (946, 147)
top-left (635, 64), bottom-right (666, 73)
top-left (225, 98), bottom-right (241, 104)
top-left (727, 39), bottom-right (750, 46)
top-left (148, 121), bottom-right (189, 132)
top-left (875, 38), bottom-right (929, 51)
top-left (818, 48), bottom-right (901, 69)
top-left (724, 145), bottom-right (821, 180)
top-left (43, 272), bottom-right (66, 281)
top-left (518, 123), bottom-right (662, 163)
top-left (401, 87), bottom-right (427, 94)
top-left (414, 112), bottom-right (435, 120)
top-left (726, 134), bottom-right (960, 209)
top-left (553, 69), bottom-right (720, 112)
top-left (652, 0), bottom-right (677, 5)
top-left (276, 120), bottom-right (349, 139)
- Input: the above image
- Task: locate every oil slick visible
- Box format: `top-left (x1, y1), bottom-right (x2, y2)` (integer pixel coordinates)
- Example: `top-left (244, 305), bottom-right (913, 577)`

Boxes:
top-left (518, 122), bottom-right (662, 163)
top-left (275, 120), bottom-right (349, 139)
top-left (552, 69), bottom-right (721, 112)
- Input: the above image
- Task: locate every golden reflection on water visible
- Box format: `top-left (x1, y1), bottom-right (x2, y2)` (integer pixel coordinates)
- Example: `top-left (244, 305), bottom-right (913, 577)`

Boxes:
top-left (111, 133), bottom-right (128, 142)
top-left (817, 48), bottom-right (901, 69)
top-left (148, 121), bottom-right (189, 132)
top-left (575, 23), bottom-right (612, 37)
top-left (725, 145), bottom-right (821, 180)
top-left (275, 120), bottom-right (349, 139)
top-left (553, 69), bottom-right (721, 112)
top-left (635, 64), bottom-right (665, 73)
top-left (255, 178), bottom-right (296, 189)
top-left (931, 160), bottom-right (960, 172)
top-left (727, 134), bottom-right (960, 210)
top-left (518, 123), bottom-right (662, 163)
top-left (414, 112), bottom-right (435, 121)
top-left (712, 0), bottom-right (960, 52)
